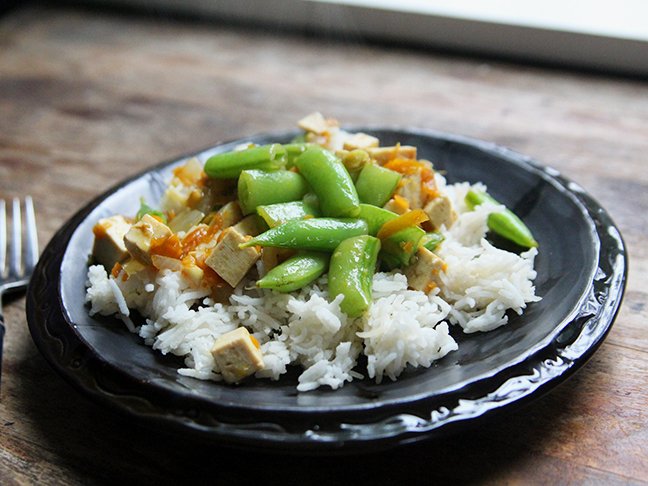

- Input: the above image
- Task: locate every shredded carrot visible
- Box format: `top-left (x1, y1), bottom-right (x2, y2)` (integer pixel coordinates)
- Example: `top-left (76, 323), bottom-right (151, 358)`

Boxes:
top-left (384, 159), bottom-right (429, 175)
top-left (392, 194), bottom-right (410, 213)
top-left (150, 234), bottom-right (183, 259)
top-left (422, 183), bottom-right (440, 201)
top-left (249, 335), bottom-right (261, 349)
top-left (377, 209), bottom-right (429, 240)
top-left (182, 224), bottom-right (219, 255)
top-left (110, 262), bottom-right (123, 279)
top-left (401, 240), bottom-right (414, 253)
top-left (424, 282), bottom-right (438, 293)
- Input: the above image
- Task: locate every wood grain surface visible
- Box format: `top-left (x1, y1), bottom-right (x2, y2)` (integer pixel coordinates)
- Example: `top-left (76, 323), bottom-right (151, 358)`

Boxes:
top-left (1, 6), bottom-right (647, 485)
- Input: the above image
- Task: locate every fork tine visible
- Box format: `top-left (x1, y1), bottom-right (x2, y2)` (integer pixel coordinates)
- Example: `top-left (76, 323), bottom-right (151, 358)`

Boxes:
top-left (23, 196), bottom-right (39, 272)
top-left (0, 200), bottom-right (5, 277)
top-left (9, 198), bottom-right (21, 278)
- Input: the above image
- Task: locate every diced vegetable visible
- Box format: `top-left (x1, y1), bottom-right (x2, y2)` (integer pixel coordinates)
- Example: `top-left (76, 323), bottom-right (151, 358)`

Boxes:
top-left (355, 163), bottom-right (402, 207)
top-left (256, 201), bottom-right (320, 228)
top-left (328, 235), bottom-right (381, 317)
top-left (465, 190), bottom-right (538, 248)
top-left (237, 169), bottom-right (309, 215)
top-left (205, 144), bottom-right (287, 179)
top-left (240, 218), bottom-right (368, 252)
top-left (294, 146), bottom-right (360, 218)
top-left (256, 251), bottom-right (329, 292)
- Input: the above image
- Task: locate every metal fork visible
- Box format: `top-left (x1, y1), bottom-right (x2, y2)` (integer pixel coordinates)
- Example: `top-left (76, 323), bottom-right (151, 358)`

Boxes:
top-left (1, 197), bottom-right (39, 377)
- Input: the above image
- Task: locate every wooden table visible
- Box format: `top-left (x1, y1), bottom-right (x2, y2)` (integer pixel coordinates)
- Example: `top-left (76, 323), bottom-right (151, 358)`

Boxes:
top-left (1, 6), bottom-right (646, 484)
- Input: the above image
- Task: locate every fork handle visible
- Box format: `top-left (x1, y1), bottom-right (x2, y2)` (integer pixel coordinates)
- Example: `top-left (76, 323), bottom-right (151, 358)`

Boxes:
top-left (0, 311), bottom-right (4, 384)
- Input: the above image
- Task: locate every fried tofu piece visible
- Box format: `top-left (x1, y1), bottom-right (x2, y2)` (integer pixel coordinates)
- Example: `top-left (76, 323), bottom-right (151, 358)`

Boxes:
top-left (214, 201), bottom-right (243, 229)
top-left (343, 132), bottom-right (380, 150)
top-left (396, 172), bottom-right (424, 209)
top-left (424, 195), bottom-right (458, 230)
top-left (123, 214), bottom-right (173, 265)
top-left (367, 145), bottom-right (417, 165)
top-left (405, 247), bottom-right (447, 293)
top-left (205, 228), bottom-right (260, 287)
top-left (211, 327), bottom-right (264, 383)
top-left (297, 112), bottom-right (338, 134)
top-left (91, 215), bottom-right (132, 269)
top-left (232, 214), bottom-right (264, 237)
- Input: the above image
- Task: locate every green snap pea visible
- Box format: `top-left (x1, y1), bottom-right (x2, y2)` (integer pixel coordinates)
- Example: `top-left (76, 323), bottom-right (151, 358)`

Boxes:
top-left (294, 146), bottom-right (360, 218)
top-left (256, 251), bottom-right (329, 292)
top-left (355, 163), bottom-right (402, 207)
top-left (465, 189), bottom-right (538, 248)
top-left (256, 201), bottom-right (320, 228)
top-left (380, 226), bottom-right (425, 270)
top-left (284, 143), bottom-right (313, 166)
top-left (240, 218), bottom-right (368, 252)
top-left (136, 198), bottom-right (167, 223)
top-left (238, 170), bottom-right (309, 215)
top-left (328, 235), bottom-right (381, 318)
top-left (205, 144), bottom-right (286, 179)
top-left (357, 204), bottom-right (424, 269)
top-left (421, 232), bottom-right (444, 252)
top-left (357, 204), bottom-right (395, 236)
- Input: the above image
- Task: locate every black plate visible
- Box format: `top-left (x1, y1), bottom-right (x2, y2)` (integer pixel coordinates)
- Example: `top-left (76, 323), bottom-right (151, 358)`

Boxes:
top-left (26, 128), bottom-right (627, 453)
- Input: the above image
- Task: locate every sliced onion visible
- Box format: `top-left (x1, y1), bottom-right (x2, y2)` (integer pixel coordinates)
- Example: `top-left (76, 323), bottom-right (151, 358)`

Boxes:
top-left (169, 209), bottom-right (205, 233)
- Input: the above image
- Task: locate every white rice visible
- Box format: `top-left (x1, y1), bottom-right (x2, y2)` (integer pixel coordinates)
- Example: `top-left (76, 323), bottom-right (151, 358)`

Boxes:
top-left (84, 181), bottom-right (541, 391)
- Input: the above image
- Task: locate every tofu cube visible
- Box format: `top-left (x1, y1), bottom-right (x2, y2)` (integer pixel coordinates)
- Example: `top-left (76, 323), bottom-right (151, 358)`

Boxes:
top-left (214, 201), bottom-right (243, 229)
top-left (232, 214), bottom-right (264, 237)
top-left (92, 215), bottom-right (132, 269)
top-left (205, 228), bottom-right (260, 287)
top-left (405, 247), bottom-right (447, 293)
top-left (367, 145), bottom-right (417, 164)
top-left (123, 214), bottom-right (173, 265)
top-left (343, 132), bottom-right (380, 150)
top-left (297, 112), bottom-right (337, 134)
top-left (211, 327), bottom-right (264, 383)
top-left (424, 195), bottom-right (457, 230)
top-left (396, 172), bottom-right (423, 209)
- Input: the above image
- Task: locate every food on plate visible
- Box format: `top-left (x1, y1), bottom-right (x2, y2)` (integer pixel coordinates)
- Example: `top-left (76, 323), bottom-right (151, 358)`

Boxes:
top-left (85, 113), bottom-right (540, 391)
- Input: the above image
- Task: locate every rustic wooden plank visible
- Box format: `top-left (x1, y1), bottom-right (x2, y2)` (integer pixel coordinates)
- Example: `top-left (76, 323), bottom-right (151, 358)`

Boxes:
top-left (1, 6), bottom-right (646, 484)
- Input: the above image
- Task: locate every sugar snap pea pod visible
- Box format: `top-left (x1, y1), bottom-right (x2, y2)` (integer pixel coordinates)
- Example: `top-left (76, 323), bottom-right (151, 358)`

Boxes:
top-left (357, 204), bottom-right (425, 268)
top-left (256, 251), bottom-right (329, 292)
top-left (256, 201), bottom-right (320, 228)
top-left (355, 163), bottom-right (402, 207)
top-left (284, 143), bottom-right (313, 166)
top-left (205, 144), bottom-right (286, 179)
top-left (465, 189), bottom-right (538, 248)
top-left (240, 218), bottom-right (368, 252)
top-left (357, 203), bottom-right (395, 235)
top-left (238, 170), bottom-right (309, 215)
top-left (380, 226), bottom-right (426, 270)
top-left (294, 146), bottom-right (360, 218)
top-left (421, 232), bottom-right (444, 252)
top-left (328, 235), bottom-right (381, 318)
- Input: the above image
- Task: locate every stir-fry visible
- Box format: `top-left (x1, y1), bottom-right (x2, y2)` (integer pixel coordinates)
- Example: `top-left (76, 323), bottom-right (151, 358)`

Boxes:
top-left (86, 113), bottom-right (539, 390)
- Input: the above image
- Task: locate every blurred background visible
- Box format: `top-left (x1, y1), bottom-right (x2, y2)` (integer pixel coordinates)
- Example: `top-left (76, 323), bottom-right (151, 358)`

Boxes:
top-left (3, 0), bottom-right (647, 76)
